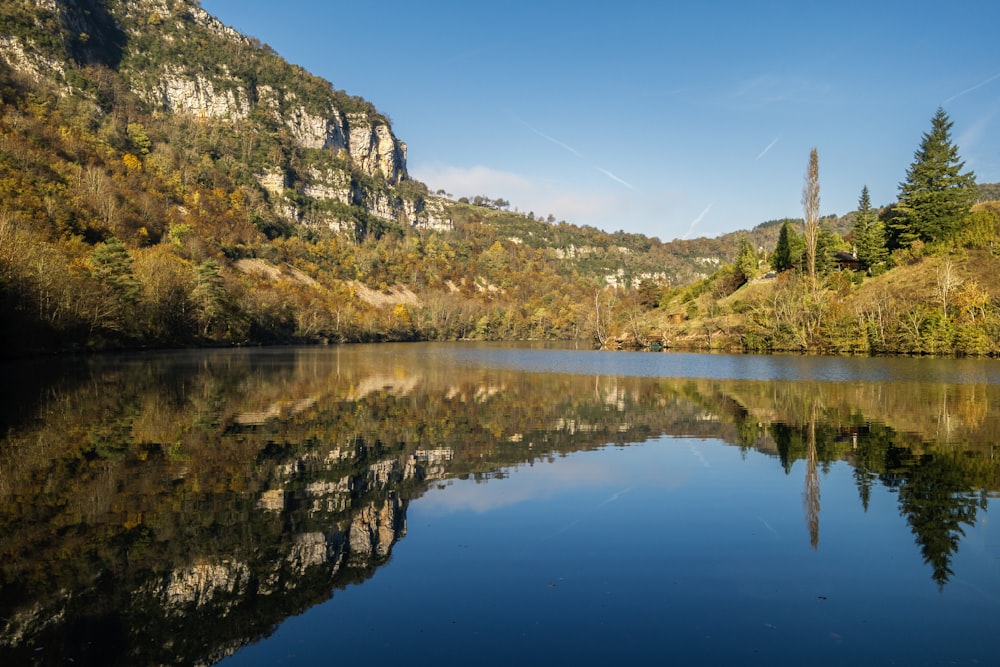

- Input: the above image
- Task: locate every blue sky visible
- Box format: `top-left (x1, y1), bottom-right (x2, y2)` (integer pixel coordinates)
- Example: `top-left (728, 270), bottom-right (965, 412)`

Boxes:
top-left (200, 0), bottom-right (1000, 241)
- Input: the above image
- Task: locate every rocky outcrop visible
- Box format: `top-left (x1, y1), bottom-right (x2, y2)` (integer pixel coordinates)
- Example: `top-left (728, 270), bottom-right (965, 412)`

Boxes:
top-left (287, 104), bottom-right (348, 152)
top-left (147, 67), bottom-right (250, 119)
top-left (346, 112), bottom-right (406, 183)
top-left (348, 495), bottom-right (405, 564)
top-left (0, 35), bottom-right (65, 82)
top-left (161, 561), bottom-right (251, 615)
top-left (354, 189), bottom-right (452, 232)
top-left (283, 531), bottom-right (347, 578)
top-left (3, 0), bottom-right (450, 236)
top-left (150, 488), bottom-right (404, 618)
top-left (142, 64), bottom-right (437, 232)
top-left (303, 166), bottom-right (352, 204)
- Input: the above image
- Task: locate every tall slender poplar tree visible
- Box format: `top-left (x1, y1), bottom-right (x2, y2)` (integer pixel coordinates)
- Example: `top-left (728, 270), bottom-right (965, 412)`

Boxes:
top-left (802, 148), bottom-right (820, 283)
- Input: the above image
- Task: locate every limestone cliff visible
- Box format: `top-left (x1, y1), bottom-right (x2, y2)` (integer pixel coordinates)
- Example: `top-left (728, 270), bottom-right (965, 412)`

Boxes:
top-left (0, 0), bottom-right (451, 234)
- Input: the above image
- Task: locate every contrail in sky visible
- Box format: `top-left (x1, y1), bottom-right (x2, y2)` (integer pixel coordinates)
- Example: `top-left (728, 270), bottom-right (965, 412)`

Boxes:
top-left (944, 72), bottom-right (1000, 104)
top-left (517, 117), bottom-right (635, 190)
top-left (756, 136), bottom-right (780, 160)
top-left (517, 118), bottom-right (583, 157)
top-left (682, 203), bottom-right (714, 240)
top-left (594, 167), bottom-right (636, 191)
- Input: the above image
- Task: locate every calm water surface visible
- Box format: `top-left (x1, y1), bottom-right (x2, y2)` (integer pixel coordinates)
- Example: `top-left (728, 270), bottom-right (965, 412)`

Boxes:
top-left (1, 344), bottom-right (999, 666)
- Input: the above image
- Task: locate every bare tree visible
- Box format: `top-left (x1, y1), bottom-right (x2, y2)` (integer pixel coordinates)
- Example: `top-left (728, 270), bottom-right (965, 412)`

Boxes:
top-left (804, 404), bottom-right (821, 550)
top-left (936, 257), bottom-right (963, 317)
top-left (802, 148), bottom-right (820, 284)
top-left (592, 288), bottom-right (616, 348)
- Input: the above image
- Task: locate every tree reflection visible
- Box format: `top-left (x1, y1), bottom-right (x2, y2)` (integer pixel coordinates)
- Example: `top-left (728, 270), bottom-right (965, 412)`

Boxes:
top-left (804, 406), bottom-right (821, 550)
top-left (1, 348), bottom-right (999, 663)
top-left (893, 451), bottom-right (988, 587)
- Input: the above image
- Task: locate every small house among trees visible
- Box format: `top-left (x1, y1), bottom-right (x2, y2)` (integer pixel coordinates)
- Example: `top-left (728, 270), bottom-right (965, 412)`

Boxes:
top-left (833, 251), bottom-right (862, 272)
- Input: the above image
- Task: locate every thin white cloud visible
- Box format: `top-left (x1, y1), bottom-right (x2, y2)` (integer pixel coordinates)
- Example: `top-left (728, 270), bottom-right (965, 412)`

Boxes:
top-left (411, 164), bottom-right (533, 195)
top-left (944, 72), bottom-right (1000, 104)
top-left (409, 163), bottom-right (710, 239)
top-left (681, 203), bottom-right (714, 240)
top-left (410, 162), bottom-right (619, 222)
top-left (756, 136), bottom-right (780, 161)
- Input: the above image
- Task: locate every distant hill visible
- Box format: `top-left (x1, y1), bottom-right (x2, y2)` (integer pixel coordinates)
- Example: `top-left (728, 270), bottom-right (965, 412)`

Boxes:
top-left (978, 182), bottom-right (1000, 203)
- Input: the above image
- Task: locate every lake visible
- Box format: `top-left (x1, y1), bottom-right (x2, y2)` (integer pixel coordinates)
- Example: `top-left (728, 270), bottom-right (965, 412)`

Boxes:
top-left (1, 343), bottom-right (999, 666)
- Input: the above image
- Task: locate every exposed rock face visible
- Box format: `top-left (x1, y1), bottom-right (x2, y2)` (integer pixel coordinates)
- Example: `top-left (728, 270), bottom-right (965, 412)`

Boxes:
top-left (346, 112), bottom-right (406, 183)
top-left (150, 68), bottom-right (250, 119)
top-left (287, 105), bottom-right (348, 151)
top-left (286, 532), bottom-right (345, 575)
top-left (151, 489), bottom-right (405, 616)
top-left (412, 448), bottom-right (454, 480)
top-left (257, 170), bottom-right (288, 196)
top-left (304, 166), bottom-right (352, 204)
top-left (305, 477), bottom-right (353, 514)
top-left (348, 495), bottom-right (406, 564)
top-left (0, 35), bottom-right (65, 81)
top-left (162, 561), bottom-right (251, 615)
top-left (3, 0), bottom-right (450, 234)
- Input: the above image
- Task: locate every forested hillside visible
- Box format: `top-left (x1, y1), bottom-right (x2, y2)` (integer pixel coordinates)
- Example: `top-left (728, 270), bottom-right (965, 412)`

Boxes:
top-left (0, 0), bottom-right (764, 356)
top-left (1, 0), bottom-right (999, 357)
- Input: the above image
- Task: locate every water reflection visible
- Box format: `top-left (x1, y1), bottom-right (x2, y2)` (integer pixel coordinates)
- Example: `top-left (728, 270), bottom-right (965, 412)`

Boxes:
top-left (1, 345), bottom-right (998, 665)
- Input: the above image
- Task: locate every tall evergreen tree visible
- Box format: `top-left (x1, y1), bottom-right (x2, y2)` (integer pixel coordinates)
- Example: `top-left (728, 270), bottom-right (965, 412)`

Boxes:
top-left (814, 226), bottom-right (840, 275)
top-left (88, 237), bottom-right (140, 304)
top-left (192, 259), bottom-right (229, 338)
top-left (892, 108), bottom-right (977, 246)
top-left (853, 185), bottom-right (888, 273)
top-left (773, 220), bottom-right (804, 272)
top-left (733, 234), bottom-right (759, 286)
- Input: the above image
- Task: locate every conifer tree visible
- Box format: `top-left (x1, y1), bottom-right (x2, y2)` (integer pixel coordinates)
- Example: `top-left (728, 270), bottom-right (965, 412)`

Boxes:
top-left (853, 186), bottom-right (887, 273)
top-left (773, 220), bottom-right (804, 272)
top-left (89, 237), bottom-right (140, 304)
top-left (734, 234), bottom-right (759, 286)
top-left (192, 259), bottom-right (228, 338)
top-left (892, 108), bottom-right (976, 246)
top-left (814, 226), bottom-right (840, 275)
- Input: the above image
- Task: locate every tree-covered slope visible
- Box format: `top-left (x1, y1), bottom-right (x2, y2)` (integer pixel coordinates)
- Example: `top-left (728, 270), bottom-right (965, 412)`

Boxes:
top-left (0, 0), bottom-right (762, 356)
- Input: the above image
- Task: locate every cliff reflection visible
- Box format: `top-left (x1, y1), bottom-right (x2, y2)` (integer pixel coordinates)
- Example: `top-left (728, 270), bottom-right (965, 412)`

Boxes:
top-left (1, 346), bottom-right (999, 664)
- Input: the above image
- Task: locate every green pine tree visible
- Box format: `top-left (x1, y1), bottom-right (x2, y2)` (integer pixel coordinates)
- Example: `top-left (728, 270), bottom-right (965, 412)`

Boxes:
top-left (892, 108), bottom-right (977, 247)
top-left (733, 234), bottom-right (759, 286)
top-left (853, 185), bottom-right (888, 273)
top-left (89, 237), bottom-right (140, 304)
top-left (86, 237), bottom-right (142, 338)
top-left (814, 226), bottom-right (840, 275)
top-left (773, 220), bottom-right (805, 272)
top-left (192, 259), bottom-right (229, 338)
